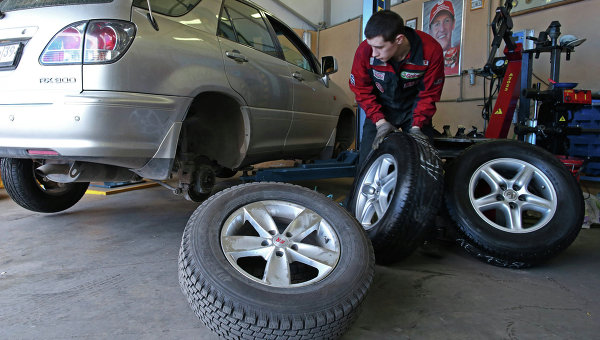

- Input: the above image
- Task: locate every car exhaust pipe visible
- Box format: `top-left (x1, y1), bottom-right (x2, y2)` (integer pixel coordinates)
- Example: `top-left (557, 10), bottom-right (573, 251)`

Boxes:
top-left (36, 162), bottom-right (141, 183)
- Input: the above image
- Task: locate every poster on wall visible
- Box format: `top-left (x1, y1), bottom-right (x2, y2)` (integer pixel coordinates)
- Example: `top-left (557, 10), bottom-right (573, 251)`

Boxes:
top-left (422, 0), bottom-right (464, 76)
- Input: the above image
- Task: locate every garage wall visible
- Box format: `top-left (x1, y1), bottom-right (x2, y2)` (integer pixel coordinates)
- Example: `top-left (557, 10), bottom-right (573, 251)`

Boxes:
top-left (316, 18), bottom-right (362, 103)
top-left (315, 0), bottom-right (599, 134)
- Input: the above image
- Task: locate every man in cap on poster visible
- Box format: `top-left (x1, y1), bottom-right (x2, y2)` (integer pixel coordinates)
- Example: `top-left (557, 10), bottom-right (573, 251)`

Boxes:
top-left (429, 0), bottom-right (460, 74)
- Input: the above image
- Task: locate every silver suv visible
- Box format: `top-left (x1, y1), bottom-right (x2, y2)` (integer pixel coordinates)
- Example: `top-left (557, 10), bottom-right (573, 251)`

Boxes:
top-left (0, 0), bottom-right (355, 212)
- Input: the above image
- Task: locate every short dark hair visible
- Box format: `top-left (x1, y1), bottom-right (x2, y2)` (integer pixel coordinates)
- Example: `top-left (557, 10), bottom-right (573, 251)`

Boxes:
top-left (364, 10), bottom-right (405, 42)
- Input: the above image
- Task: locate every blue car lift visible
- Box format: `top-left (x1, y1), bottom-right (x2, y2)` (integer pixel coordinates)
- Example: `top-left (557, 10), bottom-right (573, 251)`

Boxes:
top-left (241, 0), bottom-right (389, 182)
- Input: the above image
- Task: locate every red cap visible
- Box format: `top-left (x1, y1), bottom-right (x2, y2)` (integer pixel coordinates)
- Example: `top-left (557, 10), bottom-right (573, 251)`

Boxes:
top-left (429, 0), bottom-right (455, 25)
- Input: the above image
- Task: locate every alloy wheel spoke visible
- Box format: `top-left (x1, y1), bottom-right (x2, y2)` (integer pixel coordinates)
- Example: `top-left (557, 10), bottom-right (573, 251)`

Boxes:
top-left (372, 198), bottom-right (384, 219)
top-left (283, 209), bottom-right (322, 242)
top-left (513, 165), bottom-right (535, 189)
top-left (522, 194), bottom-right (553, 213)
top-left (480, 166), bottom-right (506, 190)
top-left (373, 158), bottom-right (385, 183)
top-left (289, 243), bottom-right (339, 271)
top-left (507, 205), bottom-right (524, 230)
top-left (221, 235), bottom-right (272, 260)
top-left (244, 202), bottom-right (278, 238)
top-left (359, 201), bottom-right (376, 225)
top-left (474, 193), bottom-right (504, 211)
top-left (380, 172), bottom-right (396, 196)
top-left (263, 250), bottom-right (290, 286)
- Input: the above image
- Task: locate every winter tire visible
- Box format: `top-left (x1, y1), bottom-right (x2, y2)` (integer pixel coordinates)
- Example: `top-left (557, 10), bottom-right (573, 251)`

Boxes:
top-left (444, 140), bottom-right (584, 268)
top-left (347, 132), bottom-right (444, 264)
top-left (0, 158), bottom-right (89, 213)
top-left (178, 182), bottom-right (374, 340)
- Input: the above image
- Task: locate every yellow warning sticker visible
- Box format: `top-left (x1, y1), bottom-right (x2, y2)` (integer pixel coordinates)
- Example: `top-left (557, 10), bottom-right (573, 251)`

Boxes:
top-left (494, 109), bottom-right (503, 115)
top-left (559, 116), bottom-right (566, 122)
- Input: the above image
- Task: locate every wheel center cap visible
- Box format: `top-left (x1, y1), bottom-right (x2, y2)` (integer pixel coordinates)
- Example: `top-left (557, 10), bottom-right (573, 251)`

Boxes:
top-left (272, 235), bottom-right (289, 247)
top-left (362, 186), bottom-right (377, 195)
top-left (503, 189), bottom-right (518, 201)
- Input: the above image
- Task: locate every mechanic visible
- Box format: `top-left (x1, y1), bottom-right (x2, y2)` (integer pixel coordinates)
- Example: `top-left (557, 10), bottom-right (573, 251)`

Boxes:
top-left (349, 10), bottom-right (445, 169)
top-left (429, 0), bottom-right (460, 75)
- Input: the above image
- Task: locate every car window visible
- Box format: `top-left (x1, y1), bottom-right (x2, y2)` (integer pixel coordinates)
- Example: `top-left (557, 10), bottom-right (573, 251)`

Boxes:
top-left (217, 7), bottom-right (237, 41)
top-left (218, 0), bottom-right (278, 58)
top-left (132, 0), bottom-right (201, 17)
top-left (266, 15), bottom-right (318, 74)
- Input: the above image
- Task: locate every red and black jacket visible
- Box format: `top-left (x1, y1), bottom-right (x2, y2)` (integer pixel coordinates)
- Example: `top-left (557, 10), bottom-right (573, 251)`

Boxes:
top-left (349, 28), bottom-right (445, 127)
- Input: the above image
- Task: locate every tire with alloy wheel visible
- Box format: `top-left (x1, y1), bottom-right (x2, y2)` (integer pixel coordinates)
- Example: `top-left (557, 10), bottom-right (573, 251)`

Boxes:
top-left (0, 158), bottom-right (89, 213)
top-left (444, 140), bottom-right (584, 268)
top-left (179, 182), bottom-right (374, 340)
top-left (347, 132), bottom-right (444, 264)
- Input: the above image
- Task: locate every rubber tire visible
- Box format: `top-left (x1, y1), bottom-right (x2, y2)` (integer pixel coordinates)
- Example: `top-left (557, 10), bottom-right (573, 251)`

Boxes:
top-left (444, 140), bottom-right (584, 268)
top-left (0, 158), bottom-right (89, 213)
top-left (178, 182), bottom-right (374, 340)
top-left (347, 132), bottom-right (444, 265)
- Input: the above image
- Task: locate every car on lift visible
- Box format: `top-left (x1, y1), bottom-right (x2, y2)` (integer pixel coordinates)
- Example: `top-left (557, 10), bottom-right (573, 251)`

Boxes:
top-left (0, 0), bottom-right (355, 212)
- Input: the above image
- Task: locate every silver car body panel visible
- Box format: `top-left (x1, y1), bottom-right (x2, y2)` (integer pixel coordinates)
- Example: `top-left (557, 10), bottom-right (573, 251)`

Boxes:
top-left (218, 37), bottom-right (294, 156)
top-left (285, 65), bottom-right (341, 154)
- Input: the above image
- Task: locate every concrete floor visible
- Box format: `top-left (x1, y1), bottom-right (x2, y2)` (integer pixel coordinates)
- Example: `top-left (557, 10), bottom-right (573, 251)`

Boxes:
top-left (1, 178), bottom-right (599, 339)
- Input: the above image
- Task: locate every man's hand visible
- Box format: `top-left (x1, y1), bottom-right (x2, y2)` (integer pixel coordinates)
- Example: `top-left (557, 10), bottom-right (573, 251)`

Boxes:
top-left (372, 120), bottom-right (396, 150)
top-left (408, 126), bottom-right (428, 141)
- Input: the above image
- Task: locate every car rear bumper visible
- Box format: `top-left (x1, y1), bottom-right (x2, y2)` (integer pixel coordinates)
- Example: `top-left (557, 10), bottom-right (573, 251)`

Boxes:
top-left (0, 91), bottom-right (191, 171)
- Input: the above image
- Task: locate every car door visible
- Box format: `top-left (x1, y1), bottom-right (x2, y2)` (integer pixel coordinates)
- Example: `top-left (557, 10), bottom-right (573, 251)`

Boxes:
top-left (217, 0), bottom-right (295, 155)
top-left (265, 15), bottom-right (339, 154)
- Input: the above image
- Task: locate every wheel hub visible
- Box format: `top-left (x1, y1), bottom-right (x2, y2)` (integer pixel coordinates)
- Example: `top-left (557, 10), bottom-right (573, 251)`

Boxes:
top-left (272, 235), bottom-right (289, 247)
top-left (503, 189), bottom-right (518, 202)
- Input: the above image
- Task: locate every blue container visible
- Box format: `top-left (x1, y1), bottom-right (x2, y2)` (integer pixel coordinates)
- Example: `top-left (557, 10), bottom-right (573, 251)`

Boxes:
top-left (568, 100), bottom-right (600, 158)
top-left (570, 101), bottom-right (600, 129)
top-left (569, 135), bottom-right (600, 158)
top-left (583, 161), bottom-right (600, 176)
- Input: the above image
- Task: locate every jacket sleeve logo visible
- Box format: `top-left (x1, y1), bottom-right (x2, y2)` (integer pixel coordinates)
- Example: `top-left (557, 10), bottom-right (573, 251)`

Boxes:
top-left (400, 71), bottom-right (423, 80)
top-left (372, 70), bottom-right (386, 81)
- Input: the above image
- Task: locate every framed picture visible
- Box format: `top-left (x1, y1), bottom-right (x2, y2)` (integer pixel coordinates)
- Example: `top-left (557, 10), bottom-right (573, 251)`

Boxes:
top-left (509, 0), bottom-right (583, 16)
top-left (470, 0), bottom-right (484, 10)
top-left (406, 17), bottom-right (417, 29)
top-left (422, 0), bottom-right (464, 76)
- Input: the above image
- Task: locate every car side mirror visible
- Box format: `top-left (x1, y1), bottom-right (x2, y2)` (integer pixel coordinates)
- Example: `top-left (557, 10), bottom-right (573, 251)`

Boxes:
top-left (322, 56), bottom-right (338, 76)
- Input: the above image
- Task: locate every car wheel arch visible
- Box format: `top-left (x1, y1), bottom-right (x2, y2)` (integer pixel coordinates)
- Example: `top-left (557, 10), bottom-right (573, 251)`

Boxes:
top-left (332, 107), bottom-right (356, 157)
top-left (178, 91), bottom-right (249, 170)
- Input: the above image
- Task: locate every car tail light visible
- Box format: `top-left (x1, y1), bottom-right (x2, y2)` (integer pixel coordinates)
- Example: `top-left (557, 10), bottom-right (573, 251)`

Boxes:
top-left (84, 21), bottom-right (135, 63)
top-left (40, 22), bottom-right (86, 64)
top-left (40, 20), bottom-right (136, 65)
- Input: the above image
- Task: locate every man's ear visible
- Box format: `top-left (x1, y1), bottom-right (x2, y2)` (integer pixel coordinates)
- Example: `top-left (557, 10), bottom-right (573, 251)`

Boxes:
top-left (395, 34), bottom-right (405, 45)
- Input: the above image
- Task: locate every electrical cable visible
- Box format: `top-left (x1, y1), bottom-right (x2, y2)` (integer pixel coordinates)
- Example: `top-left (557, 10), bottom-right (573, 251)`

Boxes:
top-left (532, 72), bottom-right (550, 87)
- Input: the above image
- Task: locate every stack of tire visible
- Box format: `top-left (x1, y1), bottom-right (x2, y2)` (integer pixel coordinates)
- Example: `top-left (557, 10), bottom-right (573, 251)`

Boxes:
top-left (347, 133), bottom-right (583, 268)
